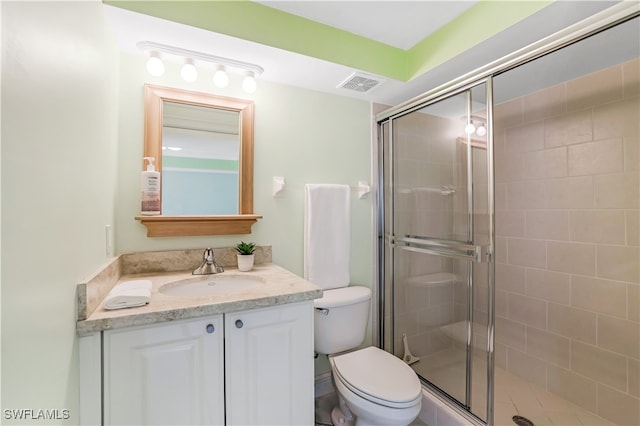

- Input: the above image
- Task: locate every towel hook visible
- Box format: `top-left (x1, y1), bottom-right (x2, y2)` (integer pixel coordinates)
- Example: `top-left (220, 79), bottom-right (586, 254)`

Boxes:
top-left (358, 180), bottom-right (370, 199)
top-left (273, 176), bottom-right (285, 197)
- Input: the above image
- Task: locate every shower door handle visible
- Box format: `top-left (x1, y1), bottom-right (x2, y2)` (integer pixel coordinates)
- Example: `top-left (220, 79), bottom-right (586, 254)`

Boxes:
top-left (393, 235), bottom-right (488, 262)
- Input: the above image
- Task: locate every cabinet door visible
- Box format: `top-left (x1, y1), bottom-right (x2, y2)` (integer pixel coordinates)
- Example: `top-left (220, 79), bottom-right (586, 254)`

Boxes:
top-left (225, 301), bottom-right (314, 425)
top-left (104, 315), bottom-right (224, 425)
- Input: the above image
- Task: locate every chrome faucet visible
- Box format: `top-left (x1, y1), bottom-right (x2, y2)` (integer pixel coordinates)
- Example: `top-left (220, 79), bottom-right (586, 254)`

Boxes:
top-left (193, 248), bottom-right (224, 275)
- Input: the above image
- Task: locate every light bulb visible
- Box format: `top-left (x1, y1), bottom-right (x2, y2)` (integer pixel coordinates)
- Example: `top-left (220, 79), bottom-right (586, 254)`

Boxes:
top-left (476, 123), bottom-right (487, 136)
top-left (180, 58), bottom-right (198, 82)
top-left (146, 52), bottom-right (164, 77)
top-left (464, 122), bottom-right (476, 135)
top-left (242, 71), bottom-right (257, 93)
top-left (213, 65), bottom-right (229, 88)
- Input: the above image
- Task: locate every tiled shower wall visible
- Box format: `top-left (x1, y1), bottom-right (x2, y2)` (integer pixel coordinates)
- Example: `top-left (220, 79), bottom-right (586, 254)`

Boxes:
top-left (493, 58), bottom-right (639, 425)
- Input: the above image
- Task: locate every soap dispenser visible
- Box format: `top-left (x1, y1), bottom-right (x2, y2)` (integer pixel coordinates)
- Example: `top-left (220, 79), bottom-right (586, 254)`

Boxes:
top-left (141, 156), bottom-right (160, 215)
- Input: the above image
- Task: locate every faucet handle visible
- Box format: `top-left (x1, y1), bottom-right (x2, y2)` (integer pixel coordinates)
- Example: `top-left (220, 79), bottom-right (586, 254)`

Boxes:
top-left (203, 248), bottom-right (214, 263)
top-left (193, 248), bottom-right (222, 275)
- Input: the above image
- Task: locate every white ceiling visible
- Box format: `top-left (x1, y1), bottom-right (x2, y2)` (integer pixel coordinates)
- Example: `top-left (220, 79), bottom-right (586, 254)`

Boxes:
top-left (103, 1), bottom-right (628, 107)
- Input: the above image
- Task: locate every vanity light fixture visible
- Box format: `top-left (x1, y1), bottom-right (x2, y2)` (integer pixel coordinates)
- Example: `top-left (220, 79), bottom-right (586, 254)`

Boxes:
top-left (213, 65), bottom-right (230, 88)
top-left (137, 41), bottom-right (264, 93)
top-left (464, 116), bottom-right (487, 137)
top-left (146, 51), bottom-right (165, 77)
top-left (242, 71), bottom-right (257, 94)
top-left (464, 121), bottom-right (476, 135)
top-left (476, 123), bottom-right (487, 137)
top-left (180, 58), bottom-right (198, 83)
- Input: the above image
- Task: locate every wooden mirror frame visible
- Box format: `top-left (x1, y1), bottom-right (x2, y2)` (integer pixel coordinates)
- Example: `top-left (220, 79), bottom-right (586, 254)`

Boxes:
top-left (135, 84), bottom-right (261, 237)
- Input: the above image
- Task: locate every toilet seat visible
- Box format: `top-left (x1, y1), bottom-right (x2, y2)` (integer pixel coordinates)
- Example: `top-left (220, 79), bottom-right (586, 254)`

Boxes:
top-left (331, 347), bottom-right (422, 409)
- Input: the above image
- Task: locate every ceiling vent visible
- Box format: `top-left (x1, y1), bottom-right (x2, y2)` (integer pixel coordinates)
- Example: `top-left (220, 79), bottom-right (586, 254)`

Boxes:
top-left (337, 72), bottom-right (385, 93)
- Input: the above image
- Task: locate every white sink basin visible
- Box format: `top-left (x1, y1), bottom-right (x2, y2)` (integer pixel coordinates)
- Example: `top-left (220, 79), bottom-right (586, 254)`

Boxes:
top-left (160, 274), bottom-right (264, 297)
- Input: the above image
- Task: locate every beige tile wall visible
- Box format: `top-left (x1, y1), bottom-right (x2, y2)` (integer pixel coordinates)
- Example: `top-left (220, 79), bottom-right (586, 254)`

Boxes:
top-left (494, 58), bottom-right (640, 425)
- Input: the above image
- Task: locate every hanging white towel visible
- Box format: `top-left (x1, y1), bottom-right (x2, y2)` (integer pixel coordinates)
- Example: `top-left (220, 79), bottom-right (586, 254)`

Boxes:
top-left (103, 279), bottom-right (152, 310)
top-left (304, 184), bottom-right (350, 289)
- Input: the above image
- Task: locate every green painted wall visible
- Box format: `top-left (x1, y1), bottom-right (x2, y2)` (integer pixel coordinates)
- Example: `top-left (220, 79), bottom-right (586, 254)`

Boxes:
top-left (1, 2), bottom-right (119, 423)
top-left (163, 156), bottom-right (239, 171)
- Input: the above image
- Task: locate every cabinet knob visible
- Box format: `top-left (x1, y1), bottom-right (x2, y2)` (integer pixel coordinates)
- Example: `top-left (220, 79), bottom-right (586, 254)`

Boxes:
top-left (235, 319), bottom-right (244, 329)
top-left (206, 324), bottom-right (215, 334)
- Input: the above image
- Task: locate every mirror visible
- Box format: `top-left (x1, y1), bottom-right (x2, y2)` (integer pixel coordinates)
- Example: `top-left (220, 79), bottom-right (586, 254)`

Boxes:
top-left (136, 84), bottom-right (261, 237)
top-left (162, 101), bottom-right (240, 215)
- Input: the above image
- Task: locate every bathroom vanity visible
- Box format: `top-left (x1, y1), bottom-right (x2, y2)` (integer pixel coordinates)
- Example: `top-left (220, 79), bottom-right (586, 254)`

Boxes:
top-left (76, 249), bottom-right (321, 426)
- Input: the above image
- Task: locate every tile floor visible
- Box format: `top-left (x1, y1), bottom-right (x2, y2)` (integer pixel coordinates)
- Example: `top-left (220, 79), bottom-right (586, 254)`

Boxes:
top-left (413, 347), bottom-right (612, 425)
top-left (314, 392), bottom-right (427, 426)
top-left (490, 368), bottom-right (611, 426)
top-left (314, 392), bottom-right (334, 426)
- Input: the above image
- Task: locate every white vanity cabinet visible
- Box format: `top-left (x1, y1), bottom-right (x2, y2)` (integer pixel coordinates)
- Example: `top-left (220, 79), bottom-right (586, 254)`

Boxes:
top-left (224, 302), bottom-right (313, 425)
top-left (99, 301), bottom-right (314, 426)
top-left (103, 314), bottom-right (225, 425)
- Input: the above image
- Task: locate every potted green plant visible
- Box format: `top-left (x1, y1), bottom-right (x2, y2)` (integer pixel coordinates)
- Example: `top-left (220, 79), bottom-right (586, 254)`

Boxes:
top-left (235, 241), bottom-right (256, 272)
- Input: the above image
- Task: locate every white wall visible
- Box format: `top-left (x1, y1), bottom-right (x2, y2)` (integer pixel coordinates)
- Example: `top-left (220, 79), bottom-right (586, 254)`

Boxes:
top-left (115, 53), bottom-right (374, 375)
top-left (1, 1), bottom-right (119, 423)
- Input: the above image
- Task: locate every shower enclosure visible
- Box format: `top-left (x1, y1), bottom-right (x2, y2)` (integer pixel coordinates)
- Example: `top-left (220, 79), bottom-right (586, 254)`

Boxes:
top-left (378, 79), bottom-right (494, 423)
top-left (377, 5), bottom-right (639, 425)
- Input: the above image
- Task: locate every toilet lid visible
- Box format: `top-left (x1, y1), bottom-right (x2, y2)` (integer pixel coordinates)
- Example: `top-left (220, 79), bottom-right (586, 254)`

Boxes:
top-left (331, 347), bottom-right (421, 409)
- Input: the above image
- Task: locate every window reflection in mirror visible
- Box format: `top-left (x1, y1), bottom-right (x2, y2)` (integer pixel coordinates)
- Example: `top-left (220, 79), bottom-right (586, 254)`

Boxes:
top-left (161, 101), bottom-right (240, 215)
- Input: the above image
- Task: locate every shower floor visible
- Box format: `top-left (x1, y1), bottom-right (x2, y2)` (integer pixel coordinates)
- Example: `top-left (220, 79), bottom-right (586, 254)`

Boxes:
top-left (412, 348), bottom-right (611, 425)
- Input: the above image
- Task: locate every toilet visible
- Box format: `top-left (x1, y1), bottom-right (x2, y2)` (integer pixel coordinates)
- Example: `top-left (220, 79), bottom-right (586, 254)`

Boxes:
top-left (315, 286), bottom-right (422, 426)
top-left (305, 184), bottom-right (421, 425)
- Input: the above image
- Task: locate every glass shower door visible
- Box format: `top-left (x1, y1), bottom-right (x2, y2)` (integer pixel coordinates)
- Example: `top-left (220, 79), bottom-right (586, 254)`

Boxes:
top-left (380, 81), bottom-right (493, 423)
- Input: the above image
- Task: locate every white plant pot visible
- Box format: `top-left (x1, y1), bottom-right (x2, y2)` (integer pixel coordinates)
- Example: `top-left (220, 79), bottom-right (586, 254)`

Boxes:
top-left (237, 254), bottom-right (254, 272)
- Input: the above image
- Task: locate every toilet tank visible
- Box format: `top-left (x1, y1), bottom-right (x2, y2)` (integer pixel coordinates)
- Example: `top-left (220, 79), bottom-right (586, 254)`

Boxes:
top-left (314, 286), bottom-right (371, 355)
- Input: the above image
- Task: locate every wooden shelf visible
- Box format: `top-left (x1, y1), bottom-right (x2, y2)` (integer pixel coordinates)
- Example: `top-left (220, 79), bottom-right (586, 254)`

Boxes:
top-left (135, 215), bottom-right (262, 237)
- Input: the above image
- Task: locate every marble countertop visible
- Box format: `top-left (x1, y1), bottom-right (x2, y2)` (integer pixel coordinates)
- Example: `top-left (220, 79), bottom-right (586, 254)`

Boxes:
top-left (76, 263), bottom-right (322, 336)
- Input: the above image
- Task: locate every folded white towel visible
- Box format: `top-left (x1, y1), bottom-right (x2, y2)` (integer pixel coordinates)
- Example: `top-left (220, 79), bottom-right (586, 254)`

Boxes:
top-left (103, 280), bottom-right (152, 310)
top-left (304, 184), bottom-right (350, 290)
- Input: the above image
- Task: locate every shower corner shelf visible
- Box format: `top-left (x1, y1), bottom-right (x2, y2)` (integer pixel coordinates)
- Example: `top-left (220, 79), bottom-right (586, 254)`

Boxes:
top-left (405, 272), bottom-right (456, 287)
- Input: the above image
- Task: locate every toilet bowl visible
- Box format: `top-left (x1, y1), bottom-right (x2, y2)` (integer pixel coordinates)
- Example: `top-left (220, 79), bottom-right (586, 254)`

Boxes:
top-left (314, 286), bottom-right (422, 426)
top-left (329, 346), bottom-right (422, 426)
